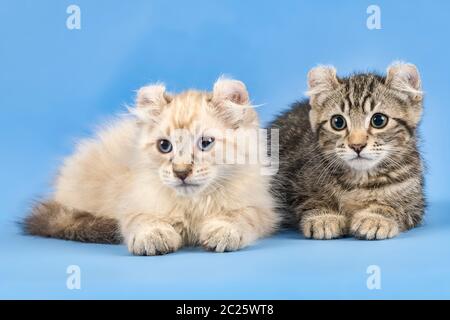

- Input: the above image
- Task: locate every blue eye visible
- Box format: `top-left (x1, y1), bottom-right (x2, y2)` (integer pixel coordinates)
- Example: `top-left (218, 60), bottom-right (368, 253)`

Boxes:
top-left (157, 139), bottom-right (172, 153)
top-left (371, 113), bottom-right (388, 128)
top-left (331, 115), bottom-right (347, 131)
top-left (198, 136), bottom-right (215, 151)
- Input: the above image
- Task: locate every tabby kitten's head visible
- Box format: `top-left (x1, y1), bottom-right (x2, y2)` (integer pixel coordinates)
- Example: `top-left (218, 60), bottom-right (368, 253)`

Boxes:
top-left (307, 62), bottom-right (423, 171)
top-left (130, 78), bottom-right (258, 196)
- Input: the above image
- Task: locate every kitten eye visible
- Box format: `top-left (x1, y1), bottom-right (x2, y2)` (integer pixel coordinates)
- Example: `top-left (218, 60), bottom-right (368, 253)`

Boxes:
top-left (157, 139), bottom-right (173, 153)
top-left (371, 113), bottom-right (389, 129)
top-left (198, 136), bottom-right (215, 151)
top-left (330, 115), bottom-right (347, 131)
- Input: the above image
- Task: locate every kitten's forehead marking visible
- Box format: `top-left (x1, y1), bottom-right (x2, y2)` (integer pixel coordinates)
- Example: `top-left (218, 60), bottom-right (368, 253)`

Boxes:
top-left (159, 91), bottom-right (215, 138)
top-left (169, 91), bottom-right (209, 130)
top-left (328, 75), bottom-right (383, 130)
top-left (341, 74), bottom-right (382, 113)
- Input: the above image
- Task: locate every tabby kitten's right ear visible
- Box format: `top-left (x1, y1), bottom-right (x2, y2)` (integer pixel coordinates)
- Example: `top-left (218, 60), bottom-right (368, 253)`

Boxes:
top-left (306, 65), bottom-right (340, 132)
top-left (306, 65), bottom-right (340, 106)
top-left (131, 84), bottom-right (172, 124)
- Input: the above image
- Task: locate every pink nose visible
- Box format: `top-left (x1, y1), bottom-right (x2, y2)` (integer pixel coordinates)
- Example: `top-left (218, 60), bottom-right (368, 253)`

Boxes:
top-left (173, 169), bottom-right (192, 181)
top-left (349, 143), bottom-right (366, 154)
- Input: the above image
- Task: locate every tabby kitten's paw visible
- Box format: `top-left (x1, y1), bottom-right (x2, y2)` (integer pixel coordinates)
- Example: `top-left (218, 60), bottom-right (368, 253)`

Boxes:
top-left (301, 213), bottom-right (347, 240)
top-left (127, 222), bottom-right (182, 256)
top-left (350, 212), bottom-right (399, 240)
top-left (200, 220), bottom-right (243, 253)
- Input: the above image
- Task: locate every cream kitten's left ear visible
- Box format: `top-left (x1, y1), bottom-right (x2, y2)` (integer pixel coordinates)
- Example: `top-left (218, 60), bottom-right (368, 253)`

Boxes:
top-left (131, 84), bottom-right (172, 122)
top-left (211, 77), bottom-right (257, 127)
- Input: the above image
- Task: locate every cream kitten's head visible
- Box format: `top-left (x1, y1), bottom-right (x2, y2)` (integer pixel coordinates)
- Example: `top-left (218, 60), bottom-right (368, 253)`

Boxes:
top-left (307, 62), bottom-right (423, 172)
top-left (130, 78), bottom-right (259, 196)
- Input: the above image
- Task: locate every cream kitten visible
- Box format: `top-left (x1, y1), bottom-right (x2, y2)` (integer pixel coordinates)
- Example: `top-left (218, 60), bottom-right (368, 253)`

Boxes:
top-left (24, 78), bottom-right (279, 255)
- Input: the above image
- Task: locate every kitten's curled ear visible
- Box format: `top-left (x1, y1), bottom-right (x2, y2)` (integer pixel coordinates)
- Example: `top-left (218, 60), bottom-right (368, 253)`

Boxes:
top-left (131, 83), bottom-right (172, 123)
top-left (386, 62), bottom-right (422, 102)
top-left (211, 77), bottom-right (257, 128)
top-left (306, 65), bottom-right (340, 106)
top-left (212, 77), bottom-right (249, 105)
top-left (306, 66), bottom-right (339, 132)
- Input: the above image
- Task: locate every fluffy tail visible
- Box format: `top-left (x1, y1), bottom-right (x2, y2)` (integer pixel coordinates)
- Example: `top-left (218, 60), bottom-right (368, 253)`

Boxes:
top-left (22, 201), bottom-right (122, 244)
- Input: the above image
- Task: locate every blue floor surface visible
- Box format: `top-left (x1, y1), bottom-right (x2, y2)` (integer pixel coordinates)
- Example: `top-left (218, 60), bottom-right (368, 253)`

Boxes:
top-left (1, 202), bottom-right (449, 300)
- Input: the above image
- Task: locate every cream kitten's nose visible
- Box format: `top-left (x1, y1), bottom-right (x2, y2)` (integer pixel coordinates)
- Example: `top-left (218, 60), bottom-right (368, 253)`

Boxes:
top-left (173, 164), bottom-right (193, 181)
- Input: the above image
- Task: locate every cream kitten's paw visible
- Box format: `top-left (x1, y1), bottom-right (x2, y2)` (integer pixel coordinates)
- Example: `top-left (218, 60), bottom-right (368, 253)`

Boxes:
top-left (127, 223), bottom-right (182, 256)
top-left (301, 213), bottom-right (347, 240)
top-left (200, 220), bottom-right (243, 253)
top-left (350, 212), bottom-right (399, 240)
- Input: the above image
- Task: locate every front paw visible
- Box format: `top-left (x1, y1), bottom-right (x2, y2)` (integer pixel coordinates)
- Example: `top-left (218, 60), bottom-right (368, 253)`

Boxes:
top-left (200, 220), bottom-right (243, 253)
top-left (127, 223), bottom-right (182, 256)
top-left (350, 212), bottom-right (399, 240)
top-left (301, 213), bottom-right (347, 240)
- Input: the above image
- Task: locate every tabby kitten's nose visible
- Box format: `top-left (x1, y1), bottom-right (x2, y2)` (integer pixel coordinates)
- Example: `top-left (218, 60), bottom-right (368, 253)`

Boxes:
top-left (349, 143), bottom-right (367, 154)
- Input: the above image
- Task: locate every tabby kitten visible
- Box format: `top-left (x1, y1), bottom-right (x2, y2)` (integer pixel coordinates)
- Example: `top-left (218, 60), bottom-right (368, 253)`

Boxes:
top-left (271, 62), bottom-right (425, 240)
top-left (24, 78), bottom-right (279, 255)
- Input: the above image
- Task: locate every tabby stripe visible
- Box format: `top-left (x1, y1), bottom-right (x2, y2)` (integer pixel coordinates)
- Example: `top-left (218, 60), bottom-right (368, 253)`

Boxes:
top-left (316, 120), bottom-right (327, 133)
top-left (370, 99), bottom-right (376, 111)
top-left (393, 117), bottom-right (414, 136)
top-left (360, 81), bottom-right (372, 112)
top-left (361, 94), bottom-right (371, 113)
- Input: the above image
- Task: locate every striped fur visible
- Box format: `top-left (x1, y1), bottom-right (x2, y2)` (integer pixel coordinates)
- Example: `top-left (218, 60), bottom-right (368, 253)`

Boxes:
top-left (23, 201), bottom-right (122, 244)
top-left (271, 62), bottom-right (425, 240)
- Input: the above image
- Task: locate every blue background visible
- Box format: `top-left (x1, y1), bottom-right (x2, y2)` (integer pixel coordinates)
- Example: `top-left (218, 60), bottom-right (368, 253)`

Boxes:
top-left (1, 0), bottom-right (449, 299)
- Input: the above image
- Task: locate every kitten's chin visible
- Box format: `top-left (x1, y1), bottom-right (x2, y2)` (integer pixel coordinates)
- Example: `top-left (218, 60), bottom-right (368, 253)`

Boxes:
top-left (345, 157), bottom-right (380, 171)
top-left (172, 183), bottom-right (205, 197)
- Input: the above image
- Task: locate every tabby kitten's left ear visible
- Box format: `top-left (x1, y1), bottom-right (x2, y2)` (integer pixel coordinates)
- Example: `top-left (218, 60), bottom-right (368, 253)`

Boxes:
top-left (211, 77), bottom-right (257, 128)
top-left (386, 62), bottom-right (423, 102)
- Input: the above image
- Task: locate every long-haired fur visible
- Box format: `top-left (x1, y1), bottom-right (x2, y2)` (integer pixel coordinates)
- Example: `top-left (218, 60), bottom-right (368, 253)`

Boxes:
top-left (23, 78), bottom-right (279, 255)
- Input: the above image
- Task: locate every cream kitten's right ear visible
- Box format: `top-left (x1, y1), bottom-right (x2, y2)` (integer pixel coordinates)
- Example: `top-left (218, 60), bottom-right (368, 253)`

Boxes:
top-left (211, 77), bottom-right (257, 128)
top-left (212, 77), bottom-right (250, 106)
top-left (131, 84), bottom-right (172, 123)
